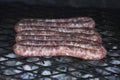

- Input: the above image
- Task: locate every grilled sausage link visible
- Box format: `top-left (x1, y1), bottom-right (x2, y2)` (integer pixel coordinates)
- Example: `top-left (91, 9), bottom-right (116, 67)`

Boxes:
top-left (16, 33), bottom-right (101, 43)
top-left (16, 29), bottom-right (101, 43)
top-left (18, 40), bottom-right (101, 49)
top-left (15, 25), bottom-right (96, 34)
top-left (19, 17), bottom-right (94, 23)
top-left (16, 17), bottom-right (95, 28)
top-left (13, 40), bottom-right (106, 60)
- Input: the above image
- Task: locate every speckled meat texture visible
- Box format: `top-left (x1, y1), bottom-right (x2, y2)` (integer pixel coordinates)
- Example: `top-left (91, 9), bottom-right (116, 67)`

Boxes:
top-left (15, 26), bottom-right (96, 33)
top-left (16, 31), bottom-right (102, 43)
top-left (19, 17), bottom-right (94, 23)
top-left (14, 40), bottom-right (106, 60)
top-left (16, 17), bottom-right (95, 28)
top-left (13, 17), bottom-right (106, 60)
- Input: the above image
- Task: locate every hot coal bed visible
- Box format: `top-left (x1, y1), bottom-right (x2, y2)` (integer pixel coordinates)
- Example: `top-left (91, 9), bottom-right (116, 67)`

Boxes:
top-left (0, 4), bottom-right (120, 80)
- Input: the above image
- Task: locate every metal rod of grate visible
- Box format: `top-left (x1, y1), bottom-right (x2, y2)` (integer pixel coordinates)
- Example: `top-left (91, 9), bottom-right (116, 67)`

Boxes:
top-left (0, 5), bottom-right (120, 80)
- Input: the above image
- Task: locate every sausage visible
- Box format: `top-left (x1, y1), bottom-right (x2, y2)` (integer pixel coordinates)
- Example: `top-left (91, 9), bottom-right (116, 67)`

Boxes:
top-left (16, 30), bottom-right (102, 43)
top-left (19, 17), bottom-right (94, 23)
top-left (16, 29), bottom-right (100, 36)
top-left (16, 17), bottom-right (95, 28)
top-left (16, 34), bottom-right (102, 43)
top-left (13, 41), bottom-right (106, 60)
top-left (17, 21), bottom-right (95, 29)
top-left (18, 40), bottom-right (101, 49)
top-left (15, 25), bottom-right (96, 34)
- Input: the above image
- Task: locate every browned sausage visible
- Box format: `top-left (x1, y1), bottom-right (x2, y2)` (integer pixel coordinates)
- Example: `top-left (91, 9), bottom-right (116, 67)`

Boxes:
top-left (16, 17), bottom-right (95, 28)
top-left (16, 29), bottom-right (101, 42)
top-left (13, 40), bottom-right (106, 60)
top-left (16, 33), bottom-right (102, 43)
top-left (15, 25), bottom-right (96, 34)
top-left (19, 17), bottom-right (94, 23)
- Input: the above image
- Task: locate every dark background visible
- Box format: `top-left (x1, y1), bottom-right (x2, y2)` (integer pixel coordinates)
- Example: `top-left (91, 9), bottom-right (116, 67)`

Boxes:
top-left (0, 0), bottom-right (120, 8)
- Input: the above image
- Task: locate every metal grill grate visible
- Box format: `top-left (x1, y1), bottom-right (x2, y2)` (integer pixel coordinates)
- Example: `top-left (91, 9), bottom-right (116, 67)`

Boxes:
top-left (0, 5), bottom-right (120, 80)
